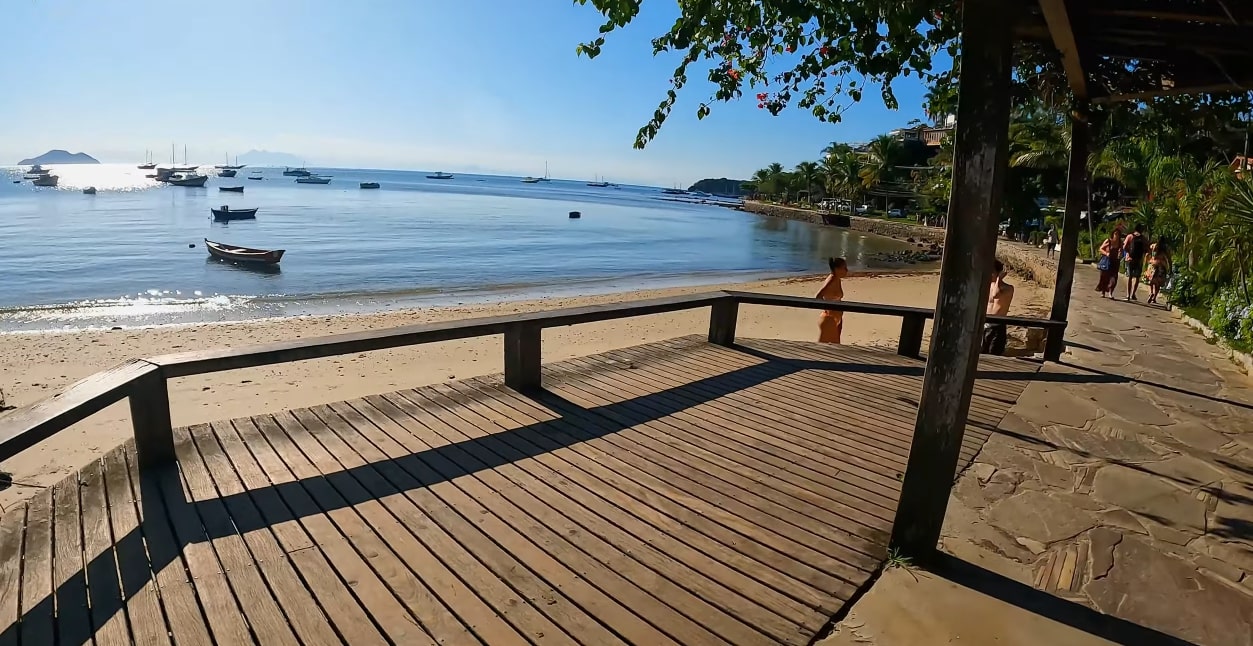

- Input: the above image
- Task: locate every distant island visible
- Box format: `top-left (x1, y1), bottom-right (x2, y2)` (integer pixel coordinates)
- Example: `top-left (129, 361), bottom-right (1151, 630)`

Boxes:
top-left (687, 177), bottom-right (748, 196)
top-left (18, 150), bottom-right (100, 165)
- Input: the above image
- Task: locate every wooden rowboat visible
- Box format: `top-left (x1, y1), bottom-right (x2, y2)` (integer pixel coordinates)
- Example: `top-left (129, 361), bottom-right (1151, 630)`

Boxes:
top-left (211, 206), bottom-right (258, 221)
top-left (204, 239), bottom-right (285, 264)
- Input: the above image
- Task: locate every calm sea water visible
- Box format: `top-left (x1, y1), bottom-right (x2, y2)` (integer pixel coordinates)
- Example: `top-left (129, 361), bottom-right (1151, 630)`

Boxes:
top-left (0, 164), bottom-right (922, 332)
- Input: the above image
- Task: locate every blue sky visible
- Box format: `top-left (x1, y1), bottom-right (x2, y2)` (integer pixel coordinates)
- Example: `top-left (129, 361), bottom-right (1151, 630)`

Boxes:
top-left (0, 0), bottom-right (936, 186)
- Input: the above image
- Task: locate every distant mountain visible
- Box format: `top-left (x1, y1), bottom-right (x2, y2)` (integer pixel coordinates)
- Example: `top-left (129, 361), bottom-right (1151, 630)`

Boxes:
top-left (18, 150), bottom-right (99, 165)
top-left (688, 177), bottom-right (749, 196)
top-left (235, 150), bottom-right (306, 167)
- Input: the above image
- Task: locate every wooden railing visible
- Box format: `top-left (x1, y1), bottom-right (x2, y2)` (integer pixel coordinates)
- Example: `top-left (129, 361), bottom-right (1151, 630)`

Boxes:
top-left (0, 291), bottom-right (1066, 469)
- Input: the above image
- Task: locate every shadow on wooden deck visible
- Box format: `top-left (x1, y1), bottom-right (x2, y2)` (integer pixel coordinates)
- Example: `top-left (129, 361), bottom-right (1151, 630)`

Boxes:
top-left (0, 337), bottom-right (1043, 646)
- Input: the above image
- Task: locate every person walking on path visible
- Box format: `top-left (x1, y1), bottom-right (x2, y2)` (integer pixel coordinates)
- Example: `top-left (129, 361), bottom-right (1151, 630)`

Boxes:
top-left (1096, 230), bottom-right (1123, 298)
top-left (982, 260), bottom-right (1015, 355)
top-left (1146, 237), bottom-right (1171, 305)
top-left (1124, 224), bottom-right (1149, 301)
top-left (816, 257), bottom-right (848, 343)
top-left (1044, 225), bottom-right (1058, 259)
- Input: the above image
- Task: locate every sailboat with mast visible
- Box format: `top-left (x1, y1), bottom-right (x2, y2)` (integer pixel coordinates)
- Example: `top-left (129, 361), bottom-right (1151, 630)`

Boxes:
top-left (215, 154), bottom-right (247, 171)
top-left (137, 150), bottom-right (156, 170)
top-left (522, 161), bottom-right (552, 183)
top-left (587, 173), bottom-right (610, 188)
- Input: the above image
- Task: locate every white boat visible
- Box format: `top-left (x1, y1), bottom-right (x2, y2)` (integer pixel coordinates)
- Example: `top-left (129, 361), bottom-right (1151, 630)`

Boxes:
top-left (24, 164), bottom-right (51, 179)
top-left (521, 176), bottom-right (541, 183)
top-left (32, 174), bottom-right (59, 187)
top-left (295, 175), bottom-right (332, 184)
top-left (426, 171), bottom-right (454, 180)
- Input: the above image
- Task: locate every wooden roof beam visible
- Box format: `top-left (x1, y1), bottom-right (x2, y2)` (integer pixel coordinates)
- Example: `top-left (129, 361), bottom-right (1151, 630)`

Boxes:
top-left (1039, 0), bottom-right (1088, 100)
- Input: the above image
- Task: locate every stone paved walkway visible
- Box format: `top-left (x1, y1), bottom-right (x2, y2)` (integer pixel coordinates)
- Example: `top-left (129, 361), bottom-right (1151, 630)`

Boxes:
top-left (938, 268), bottom-right (1253, 645)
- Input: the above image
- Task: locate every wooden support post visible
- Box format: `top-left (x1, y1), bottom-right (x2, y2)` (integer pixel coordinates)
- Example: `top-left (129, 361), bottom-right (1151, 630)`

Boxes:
top-left (503, 324), bottom-right (542, 390)
top-left (891, 0), bottom-right (1014, 560)
top-left (897, 315), bottom-right (926, 358)
top-left (1046, 111), bottom-right (1090, 361)
top-left (129, 369), bottom-right (175, 469)
top-left (708, 300), bottom-right (739, 346)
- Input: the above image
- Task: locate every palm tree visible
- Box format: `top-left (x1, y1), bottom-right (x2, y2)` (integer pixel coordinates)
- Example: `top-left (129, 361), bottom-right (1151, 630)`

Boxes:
top-left (751, 162), bottom-right (788, 199)
top-left (822, 150), bottom-right (863, 215)
top-left (1166, 158), bottom-right (1230, 270)
top-left (859, 134), bottom-right (903, 210)
top-left (792, 161), bottom-right (822, 203)
top-left (1208, 171), bottom-right (1253, 302)
top-left (822, 141), bottom-right (852, 158)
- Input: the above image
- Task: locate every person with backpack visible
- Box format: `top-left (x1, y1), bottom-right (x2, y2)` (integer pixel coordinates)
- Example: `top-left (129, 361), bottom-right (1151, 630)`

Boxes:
top-left (1123, 224), bottom-right (1149, 301)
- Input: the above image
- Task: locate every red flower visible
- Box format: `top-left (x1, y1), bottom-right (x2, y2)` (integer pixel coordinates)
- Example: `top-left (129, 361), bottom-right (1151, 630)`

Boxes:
top-left (728, 69), bottom-right (740, 80)
top-left (820, 46), bottom-right (829, 56)
top-left (758, 102), bottom-right (765, 109)
top-left (756, 92), bottom-right (767, 101)
top-left (785, 45), bottom-right (795, 53)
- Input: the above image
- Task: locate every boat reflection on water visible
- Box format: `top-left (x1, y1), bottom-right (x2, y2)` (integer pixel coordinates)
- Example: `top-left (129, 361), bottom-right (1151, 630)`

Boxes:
top-left (204, 256), bottom-right (282, 275)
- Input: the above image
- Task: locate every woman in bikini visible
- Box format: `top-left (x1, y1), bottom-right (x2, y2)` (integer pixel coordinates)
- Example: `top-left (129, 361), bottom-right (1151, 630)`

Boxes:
top-left (817, 257), bottom-right (849, 343)
top-left (1095, 230), bottom-right (1123, 298)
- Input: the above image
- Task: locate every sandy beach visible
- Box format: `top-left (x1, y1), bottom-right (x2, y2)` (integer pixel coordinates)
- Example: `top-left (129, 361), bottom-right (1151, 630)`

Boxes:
top-left (0, 270), bottom-right (1049, 509)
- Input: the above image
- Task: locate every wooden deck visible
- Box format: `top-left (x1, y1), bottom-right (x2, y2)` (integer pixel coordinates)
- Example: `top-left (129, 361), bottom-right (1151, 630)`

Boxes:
top-left (0, 337), bottom-right (1038, 646)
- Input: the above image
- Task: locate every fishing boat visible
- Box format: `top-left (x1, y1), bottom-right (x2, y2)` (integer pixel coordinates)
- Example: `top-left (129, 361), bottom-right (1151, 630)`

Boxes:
top-left (168, 173), bottom-right (208, 187)
top-left (219, 186), bottom-right (245, 192)
top-left (83, 187), bottom-right (97, 194)
top-left (137, 150), bottom-right (156, 170)
top-left (426, 171), bottom-right (454, 180)
top-left (283, 167), bottom-right (311, 177)
top-left (24, 164), bottom-right (51, 179)
top-left (360, 182), bottom-right (380, 189)
top-left (218, 168), bottom-right (237, 178)
top-left (211, 206), bottom-right (258, 221)
top-left (247, 171), bottom-right (264, 180)
top-left (295, 175), bottom-right (331, 184)
top-left (205, 238), bottom-right (284, 264)
top-left (539, 161), bottom-right (552, 182)
top-left (32, 174), bottom-right (59, 187)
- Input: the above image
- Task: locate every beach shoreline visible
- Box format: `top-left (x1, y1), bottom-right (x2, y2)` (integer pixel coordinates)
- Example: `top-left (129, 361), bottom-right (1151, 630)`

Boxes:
top-left (0, 270), bottom-right (1050, 509)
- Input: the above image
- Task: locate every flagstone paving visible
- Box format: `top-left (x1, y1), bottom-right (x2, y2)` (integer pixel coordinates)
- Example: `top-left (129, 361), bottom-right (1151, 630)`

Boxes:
top-left (940, 277), bottom-right (1253, 645)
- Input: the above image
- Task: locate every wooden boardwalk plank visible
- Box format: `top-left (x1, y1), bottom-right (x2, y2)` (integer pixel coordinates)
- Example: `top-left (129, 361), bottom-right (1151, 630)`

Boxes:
top-left (389, 385), bottom-right (872, 594)
top-left (0, 502), bottom-right (26, 646)
top-left (319, 401), bottom-right (702, 646)
top-left (81, 458), bottom-right (136, 646)
top-left (560, 350), bottom-right (902, 511)
top-left (549, 356), bottom-right (899, 528)
top-left (375, 386), bottom-right (851, 613)
top-left (121, 446), bottom-right (214, 646)
top-left (157, 429), bottom-right (254, 644)
top-left (51, 475), bottom-right (94, 646)
top-left (235, 416), bottom-right (393, 646)
top-left (255, 413), bottom-right (443, 646)
top-left (344, 396), bottom-right (756, 646)
top-left (18, 487), bottom-right (54, 646)
top-left (100, 446), bottom-right (174, 646)
top-left (411, 384), bottom-right (823, 644)
top-left (286, 406), bottom-right (595, 645)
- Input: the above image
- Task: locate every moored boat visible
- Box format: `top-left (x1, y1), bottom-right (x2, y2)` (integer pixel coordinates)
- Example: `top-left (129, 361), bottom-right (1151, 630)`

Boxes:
top-left (247, 171), bottom-right (264, 180)
top-left (426, 171), bottom-right (454, 180)
top-left (83, 186), bottom-right (97, 194)
top-left (205, 238), bottom-right (284, 264)
top-left (295, 175), bottom-right (331, 184)
top-left (521, 176), bottom-right (541, 183)
top-left (32, 174), bottom-right (59, 187)
top-left (219, 186), bottom-right (245, 192)
top-left (360, 182), bottom-right (380, 189)
top-left (168, 173), bottom-right (208, 187)
top-left (218, 169), bottom-right (237, 178)
top-left (283, 167), bottom-right (311, 177)
top-left (211, 206), bottom-right (259, 221)
top-left (24, 164), bottom-right (51, 179)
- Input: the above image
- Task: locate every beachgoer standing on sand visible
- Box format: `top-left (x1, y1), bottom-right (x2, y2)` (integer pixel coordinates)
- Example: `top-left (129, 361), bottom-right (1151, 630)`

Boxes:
top-left (816, 257), bottom-right (848, 343)
top-left (1123, 223), bottom-right (1149, 301)
top-left (1095, 230), bottom-right (1123, 298)
top-left (1044, 225), bottom-right (1058, 258)
top-left (1146, 237), bottom-right (1171, 305)
top-left (982, 260), bottom-right (1015, 355)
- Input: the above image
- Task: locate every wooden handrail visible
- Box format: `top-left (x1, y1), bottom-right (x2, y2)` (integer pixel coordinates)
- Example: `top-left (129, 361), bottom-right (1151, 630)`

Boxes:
top-left (0, 288), bottom-right (1068, 467)
top-left (0, 360), bottom-right (158, 463)
top-left (148, 292), bottom-right (731, 378)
